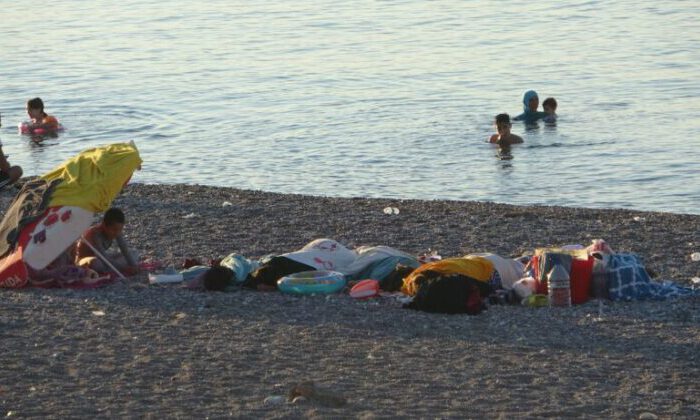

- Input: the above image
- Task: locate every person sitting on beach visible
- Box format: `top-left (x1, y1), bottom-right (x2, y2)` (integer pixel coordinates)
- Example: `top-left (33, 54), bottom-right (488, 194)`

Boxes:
top-left (25, 97), bottom-right (60, 134)
top-left (512, 90), bottom-right (548, 124)
top-left (75, 208), bottom-right (139, 276)
top-left (488, 114), bottom-right (523, 148)
top-left (542, 97), bottom-right (558, 124)
top-left (0, 119), bottom-right (23, 190)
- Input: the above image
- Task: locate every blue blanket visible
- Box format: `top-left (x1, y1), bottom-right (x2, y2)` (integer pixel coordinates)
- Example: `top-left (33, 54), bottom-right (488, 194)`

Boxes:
top-left (607, 254), bottom-right (698, 301)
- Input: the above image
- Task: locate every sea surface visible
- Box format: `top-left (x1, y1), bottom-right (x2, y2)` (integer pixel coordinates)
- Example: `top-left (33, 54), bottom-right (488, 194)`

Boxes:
top-left (1, 0), bottom-right (698, 214)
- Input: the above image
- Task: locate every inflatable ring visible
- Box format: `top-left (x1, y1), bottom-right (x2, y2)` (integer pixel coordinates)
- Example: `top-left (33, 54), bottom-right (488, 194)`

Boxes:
top-left (277, 270), bottom-right (346, 295)
top-left (18, 121), bottom-right (64, 135)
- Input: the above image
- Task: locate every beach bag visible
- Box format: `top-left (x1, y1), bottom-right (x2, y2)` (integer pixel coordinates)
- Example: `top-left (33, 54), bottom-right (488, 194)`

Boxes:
top-left (533, 249), bottom-right (593, 305)
top-left (404, 274), bottom-right (488, 315)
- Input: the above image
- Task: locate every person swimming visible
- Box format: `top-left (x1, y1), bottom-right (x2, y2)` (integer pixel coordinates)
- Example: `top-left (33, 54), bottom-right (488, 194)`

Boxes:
top-left (513, 90), bottom-right (548, 124)
top-left (24, 97), bottom-right (61, 134)
top-left (542, 97), bottom-right (558, 124)
top-left (488, 113), bottom-right (523, 148)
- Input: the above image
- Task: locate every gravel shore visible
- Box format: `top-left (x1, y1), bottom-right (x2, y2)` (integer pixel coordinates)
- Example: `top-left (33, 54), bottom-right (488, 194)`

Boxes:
top-left (1, 183), bottom-right (699, 418)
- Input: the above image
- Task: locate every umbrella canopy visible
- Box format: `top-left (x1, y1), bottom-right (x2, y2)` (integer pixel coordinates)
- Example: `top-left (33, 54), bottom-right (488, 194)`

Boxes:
top-left (42, 142), bottom-right (142, 213)
top-left (0, 142), bottom-right (142, 287)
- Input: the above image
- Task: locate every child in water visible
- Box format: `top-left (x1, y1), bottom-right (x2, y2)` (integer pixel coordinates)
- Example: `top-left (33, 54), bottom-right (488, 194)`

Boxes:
top-left (75, 208), bottom-right (140, 276)
top-left (513, 90), bottom-right (548, 124)
top-left (0, 115), bottom-right (24, 190)
top-left (25, 97), bottom-right (60, 133)
top-left (542, 97), bottom-right (557, 123)
top-left (489, 113), bottom-right (523, 147)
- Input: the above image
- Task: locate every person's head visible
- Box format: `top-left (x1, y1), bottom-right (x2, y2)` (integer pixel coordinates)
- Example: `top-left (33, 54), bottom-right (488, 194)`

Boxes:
top-left (202, 266), bottom-right (234, 291)
top-left (522, 90), bottom-right (539, 112)
top-left (101, 208), bottom-right (125, 240)
top-left (495, 113), bottom-right (512, 134)
top-left (542, 97), bottom-right (557, 114)
top-left (26, 97), bottom-right (46, 120)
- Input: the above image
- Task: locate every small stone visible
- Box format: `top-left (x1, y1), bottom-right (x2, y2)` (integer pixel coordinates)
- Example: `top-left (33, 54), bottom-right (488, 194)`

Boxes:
top-left (222, 201), bottom-right (233, 207)
top-left (183, 213), bottom-right (197, 219)
top-left (291, 396), bottom-right (307, 404)
top-left (638, 413), bottom-right (658, 420)
top-left (91, 310), bottom-right (105, 316)
top-left (264, 395), bottom-right (285, 406)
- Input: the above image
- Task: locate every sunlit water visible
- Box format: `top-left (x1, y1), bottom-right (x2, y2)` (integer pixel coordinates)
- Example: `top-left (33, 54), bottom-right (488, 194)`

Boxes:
top-left (1, 0), bottom-right (699, 214)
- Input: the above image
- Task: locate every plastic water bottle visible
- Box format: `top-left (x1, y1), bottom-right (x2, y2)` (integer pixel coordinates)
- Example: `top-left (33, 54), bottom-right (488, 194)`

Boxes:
top-left (547, 264), bottom-right (571, 307)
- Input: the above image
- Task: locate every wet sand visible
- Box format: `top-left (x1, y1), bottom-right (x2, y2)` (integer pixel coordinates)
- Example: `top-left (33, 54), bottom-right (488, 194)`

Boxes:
top-left (1, 183), bottom-right (699, 418)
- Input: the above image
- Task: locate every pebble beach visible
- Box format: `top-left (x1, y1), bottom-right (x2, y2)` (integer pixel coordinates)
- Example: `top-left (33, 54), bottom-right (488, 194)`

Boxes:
top-left (1, 183), bottom-right (699, 418)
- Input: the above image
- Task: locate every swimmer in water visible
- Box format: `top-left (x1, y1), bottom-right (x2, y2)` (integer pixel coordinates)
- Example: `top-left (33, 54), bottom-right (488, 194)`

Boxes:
top-left (25, 97), bottom-right (60, 134)
top-left (489, 113), bottom-right (523, 148)
top-left (513, 90), bottom-right (548, 124)
top-left (542, 97), bottom-right (558, 124)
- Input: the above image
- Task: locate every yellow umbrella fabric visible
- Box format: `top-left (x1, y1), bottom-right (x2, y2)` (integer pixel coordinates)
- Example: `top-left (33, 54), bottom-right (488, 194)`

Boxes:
top-left (41, 142), bottom-right (142, 213)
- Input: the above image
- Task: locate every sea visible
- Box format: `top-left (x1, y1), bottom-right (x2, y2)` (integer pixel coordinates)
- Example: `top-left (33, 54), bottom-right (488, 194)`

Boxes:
top-left (1, 0), bottom-right (698, 214)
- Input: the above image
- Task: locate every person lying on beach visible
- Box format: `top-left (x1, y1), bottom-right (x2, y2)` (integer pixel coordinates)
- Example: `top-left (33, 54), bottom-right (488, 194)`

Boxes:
top-left (512, 90), bottom-right (548, 124)
top-left (0, 127), bottom-right (23, 190)
top-left (488, 114), bottom-right (523, 148)
top-left (542, 97), bottom-right (558, 124)
top-left (75, 208), bottom-right (140, 276)
top-left (25, 97), bottom-right (60, 134)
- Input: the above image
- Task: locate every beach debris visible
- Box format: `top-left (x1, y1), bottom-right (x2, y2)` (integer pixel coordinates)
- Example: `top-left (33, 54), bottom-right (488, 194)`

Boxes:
top-left (418, 249), bottom-right (441, 264)
top-left (638, 413), bottom-right (658, 420)
top-left (633, 216), bottom-right (646, 222)
top-left (263, 395), bottom-right (285, 406)
top-left (691, 252), bottom-right (700, 262)
top-left (288, 381), bottom-right (347, 407)
top-left (182, 213), bottom-right (198, 219)
top-left (91, 310), bottom-right (105, 316)
top-left (222, 201), bottom-right (233, 207)
top-left (383, 207), bottom-right (400, 215)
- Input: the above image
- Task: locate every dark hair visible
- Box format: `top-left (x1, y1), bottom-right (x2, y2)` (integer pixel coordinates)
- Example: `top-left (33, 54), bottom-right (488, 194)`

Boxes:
top-left (203, 266), bottom-right (234, 291)
top-left (103, 208), bottom-right (125, 226)
top-left (27, 97), bottom-right (45, 111)
top-left (542, 97), bottom-right (557, 109)
top-left (495, 113), bottom-right (511, 125)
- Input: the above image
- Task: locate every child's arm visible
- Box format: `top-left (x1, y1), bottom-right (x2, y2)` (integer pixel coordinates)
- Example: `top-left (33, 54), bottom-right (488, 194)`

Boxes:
top-left (488, 134), bottom-right (499, 143)
top-left (116, 235), bottom-right (138, 268)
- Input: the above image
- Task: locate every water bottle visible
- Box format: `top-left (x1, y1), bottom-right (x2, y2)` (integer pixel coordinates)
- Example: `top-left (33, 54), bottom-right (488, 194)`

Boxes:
top-left (547, 264), bottom-right (571, 307)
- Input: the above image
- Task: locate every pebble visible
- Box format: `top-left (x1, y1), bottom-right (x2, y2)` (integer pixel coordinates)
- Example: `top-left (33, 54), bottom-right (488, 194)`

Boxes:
top-left (291, 396), bottom-right (307, 404)
top-left (264, 396), bottom-right (285, 406)
top-left (91, 310), bottom-right (105, 316)
top-left (638, 413), bottom-right (658, 420)
top-left (182, 213), bottom-right (197, 219)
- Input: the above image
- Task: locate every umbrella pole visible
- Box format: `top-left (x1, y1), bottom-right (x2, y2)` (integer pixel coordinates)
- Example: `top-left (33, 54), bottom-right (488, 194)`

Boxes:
top-left (81, 237), bottom-right (127, 280)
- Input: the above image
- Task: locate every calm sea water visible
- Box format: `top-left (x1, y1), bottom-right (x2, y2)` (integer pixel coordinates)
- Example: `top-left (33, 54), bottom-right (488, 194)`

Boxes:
top-left (1, 1), bottom-right (699, 214)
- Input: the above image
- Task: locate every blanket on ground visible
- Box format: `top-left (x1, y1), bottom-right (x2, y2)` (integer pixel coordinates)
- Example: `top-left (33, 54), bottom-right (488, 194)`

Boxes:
top-left (607, 253), bottom-right (699, 301)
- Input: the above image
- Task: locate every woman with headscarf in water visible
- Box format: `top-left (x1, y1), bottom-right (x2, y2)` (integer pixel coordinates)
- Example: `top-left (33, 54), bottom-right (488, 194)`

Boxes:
top-left (513, 90), bottom-right (548, 124)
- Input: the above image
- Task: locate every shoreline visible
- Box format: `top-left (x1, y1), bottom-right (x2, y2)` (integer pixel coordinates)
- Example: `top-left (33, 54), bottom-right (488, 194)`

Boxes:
top-left (1, 182), bottom-right (699, 417)
top-left (135, 181), bottom-right (700, 217)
